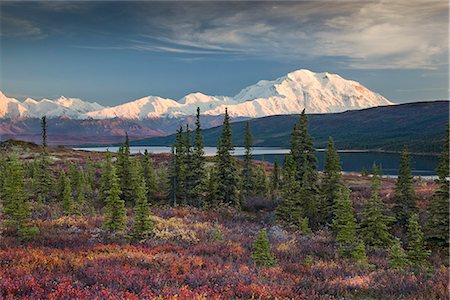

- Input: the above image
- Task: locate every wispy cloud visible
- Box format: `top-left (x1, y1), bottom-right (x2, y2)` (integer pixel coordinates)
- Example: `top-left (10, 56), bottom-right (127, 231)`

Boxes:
top-left (2, 1), bottom-right (448, 69)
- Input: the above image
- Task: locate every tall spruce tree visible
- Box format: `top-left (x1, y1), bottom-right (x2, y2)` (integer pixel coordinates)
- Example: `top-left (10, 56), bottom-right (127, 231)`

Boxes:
top-left (270, 160), bottom-right (280, 199)
top-left (320, 137), bottom-right (343, 226)
top-left (216, 108), bottom-right (239, 206)
top-left (360, 165), bottom-right (393, 248)
top-left (183, 124), bottom-right (193, 205)
top-left (117, 134), bottom-right (134, 205)
top-left (2, 154), bottom-right (38, 240)
top-left (425, 124), bottom-right (449, 249)
top-left (254, 166), bottom-right (268, 196)
top-left (276, 155), bottom-right (309, 232)
top-left (332, 187), bottom-right (360, 259)
top-left (190, 107), bottom-right (206, 207)
top-left (35, 115), bottom-right (54, 202)
top-left (406, 213), bottom-right (430, 267)
top-left (242, 121), bottom-right (254, 198)
top-left (290, 109), bottom-right (320, 228)
top-left (394, 147), bottom-right (417, 225)
top-left (41, 116), bottom-right (48, 150)
top-left (133, 175), bottom-right (153, 239)
top-left (103, 165), bottom-right (127, 232)
top-left (174, 126), bottom-right (187, 203)
top-left (168, 146), bottom-right (178, 207)
top-left (141, 149), bottom-right (157, 201)
top-left (99, 151), bottom-right (115, 203)
top-left (61, 171), bottom-right (73, 215)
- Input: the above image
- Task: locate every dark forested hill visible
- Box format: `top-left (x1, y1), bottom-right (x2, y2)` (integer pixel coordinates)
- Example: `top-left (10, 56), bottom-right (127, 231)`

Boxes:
top-left (132, 101), bottom-right (449, 153)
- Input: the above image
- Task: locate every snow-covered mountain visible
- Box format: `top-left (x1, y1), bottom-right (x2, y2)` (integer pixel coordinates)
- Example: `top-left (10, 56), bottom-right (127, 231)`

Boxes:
top-left (0, 91), bottom-right (104, 119)
top-left (0, 69), bottom-right (393, 119)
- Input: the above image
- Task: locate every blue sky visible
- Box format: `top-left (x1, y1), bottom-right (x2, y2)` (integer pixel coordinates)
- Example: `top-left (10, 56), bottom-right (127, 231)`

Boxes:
top-left (0, 1), bottom-right (448, 106)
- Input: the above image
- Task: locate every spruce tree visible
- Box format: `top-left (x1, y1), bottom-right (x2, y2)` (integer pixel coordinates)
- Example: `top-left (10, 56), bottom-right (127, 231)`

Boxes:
top-left (251, 228), bottom-right (276, 267)
top-left (41, 116), bottom-right (48, 150)
top-left (320, 137), bottom-right (343, 226)
top-left (61, 171), bottom-right (73, 215)
top-left (332, 187), bottom-right (359, 259)
top-left (190, 107), bottom-right (206, 207)
top-left (253, 166), bottom-right (268, 196)
top-left (204, 167), bottom-right (219, 208)
top-left (117, 134), bottom-right (134, 205)
top-left (216, 108), bottom-right (239, 206)
top-left (276, 155), bottom-right (306, 230)
top-left (242, 121), bottom-right (254, 198)
top-left (436, 123), bottom-right (449, 182)
top-left (183, 124), bottom-right (193, 205)
top-left (2, 154), bottom-right (38, 240)
top-left (168, 146), bottom-right (178, 206)
top-left (99, 151), bottom-right (115, 203)
top-left (141, 149), bottom-right (157, 201)
top-left (133, 175), bottom-right (153, 239)
top-left (174, 126), bottom-right (187, 203)
top-left (360, 165), bottom-right (393, 248)
top-left (406, 213), bottom-right (430, 267)
top-left (394, 147), bottom-right (417, 225)
top-left (388, 239), bottom-right (409, 269)
top-left (425, 125), bottom-right (449, 249)
top-left (290, 109), bottom-right (320, 227)
top-left (103, 165), bottom-right (127, 232)
top-left (270, 160), bottom-right (280, 199)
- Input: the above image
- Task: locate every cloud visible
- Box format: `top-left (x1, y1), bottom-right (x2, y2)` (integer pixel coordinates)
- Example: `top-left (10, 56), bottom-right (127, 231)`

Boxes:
top-left (0, 16), bottom-right (44, 38)
top-left (2, 1), bottom-right (448, 69)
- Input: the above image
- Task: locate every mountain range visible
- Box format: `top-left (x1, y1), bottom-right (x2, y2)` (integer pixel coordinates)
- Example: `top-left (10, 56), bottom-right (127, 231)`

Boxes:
top-left (0, 69), bottom-right (392, 120)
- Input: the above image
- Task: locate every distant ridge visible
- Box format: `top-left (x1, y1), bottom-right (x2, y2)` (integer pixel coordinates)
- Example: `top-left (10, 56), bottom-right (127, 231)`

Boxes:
top-left (132, 101), bottom-right (449, 154)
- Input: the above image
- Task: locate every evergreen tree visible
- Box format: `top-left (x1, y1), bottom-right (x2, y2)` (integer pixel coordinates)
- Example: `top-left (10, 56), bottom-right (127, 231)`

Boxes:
top-left (204, 167), bottom-right (219, 208)
top-left (360, 165), bottom-right (393, 248)
top-left (216, 108), bottom-right (239, 206)
top-left (276, 155), bottom-right (306, 229)
top-left (290, 109), bottom-right (317, 182)
top-left (320, 137), bottom-right (343, 226)
top-left (35, 115), bottom-right (55, 202)
top-left (436, 123), bottom-right (449, 182)
top-left (103, 165), bottom-right (127, 232)
top-left (242, 121), bottom-right (254, 198)
top-left (174, 126), bottom-right (187, 203)
top-left (117, 134), bottom-right (134, 205)
top-left (99, 151), bottom-right (115, 203)
top-left (41, 116), bottom-right (48, 150)
top-left (289, 109), bottom-right (320, 228)
top-left (251, 228), bottom-right (276, 267)
top-left (394, 147), bottom-right (417, 225)
top-left (332, 187), bottom-right (360, 259)
top-left (253, 166), bottom-right (268, 196)
top-left (425, 125), bottom-right (449, 249)
top-left (190, 107), bottom-right (206, 207)
top-left (2, 154), bottom-right (38, 240)
top-left (183, 124), bottom-right (193, 205)
top-left (354, 240), bottom-right (368, 264)
top-left (270, 160), bottom-right (280, 199)
top-left (388, 239), bottom-right (409, 269)
top-left (133, 175), bottom-right (153, 239)
top-left (168, 146), bottom-right (178, 206)
top-left (406, 213), bottom-right (430, 266)
top-left (141, 150), bottom-right (157, 200)
top-left (61, 171), bottom-right (73, 215)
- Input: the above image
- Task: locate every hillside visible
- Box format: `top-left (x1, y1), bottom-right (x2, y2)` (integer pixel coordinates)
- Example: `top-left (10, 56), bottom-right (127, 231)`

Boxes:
top-left (133, 101), bottom-right (449, 153)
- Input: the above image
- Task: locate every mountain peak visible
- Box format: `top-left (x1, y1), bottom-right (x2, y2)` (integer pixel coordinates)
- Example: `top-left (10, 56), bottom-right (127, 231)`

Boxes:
top-left (0, 69), bottom-right (393, 120)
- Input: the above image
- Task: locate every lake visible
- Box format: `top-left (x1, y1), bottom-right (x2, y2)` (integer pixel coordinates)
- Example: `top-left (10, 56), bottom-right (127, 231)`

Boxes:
top-left (74, 146), bottom-right (439, 176)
